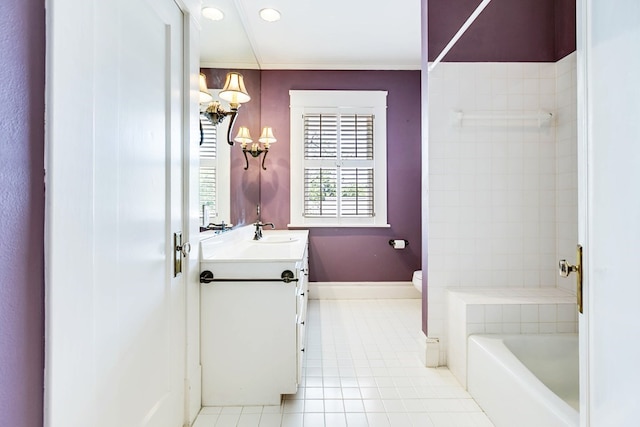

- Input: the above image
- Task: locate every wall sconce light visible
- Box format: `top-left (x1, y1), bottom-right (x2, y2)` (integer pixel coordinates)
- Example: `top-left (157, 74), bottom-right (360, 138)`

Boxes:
top-left (199, 73), bottom-right (214, 103)
top-left (234, 126), bottom-right (277, 170)
top-left (199, 72), bottom-right (251, 146)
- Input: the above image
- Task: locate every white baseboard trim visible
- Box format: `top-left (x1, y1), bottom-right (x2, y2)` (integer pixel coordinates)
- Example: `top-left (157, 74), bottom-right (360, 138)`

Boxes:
top-left (309, 282), bottom-right (421, 300)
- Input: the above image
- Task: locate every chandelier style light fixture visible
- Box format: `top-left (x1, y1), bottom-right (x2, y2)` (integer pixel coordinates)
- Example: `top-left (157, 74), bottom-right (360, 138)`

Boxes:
top-left (199, 72), bottom-right (251, 146)
top-left (233, 126), bottom-right (277, 170)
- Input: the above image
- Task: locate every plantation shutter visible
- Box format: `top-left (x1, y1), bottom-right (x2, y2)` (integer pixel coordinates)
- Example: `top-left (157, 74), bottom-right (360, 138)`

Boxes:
top-left (303, 112), bottom-right (375, 218)
top-left (199, 113), bottom-right (217, 219)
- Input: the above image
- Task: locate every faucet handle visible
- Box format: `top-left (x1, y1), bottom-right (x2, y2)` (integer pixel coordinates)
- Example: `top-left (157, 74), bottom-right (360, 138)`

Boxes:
top-left (255, 221), bottom-right (275, 229)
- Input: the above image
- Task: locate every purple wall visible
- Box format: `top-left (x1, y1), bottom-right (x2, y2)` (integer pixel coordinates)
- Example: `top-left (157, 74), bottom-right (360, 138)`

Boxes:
top-left (0, 0), bottom-right (45, 426)
top-left (428, 0), bottom-right (575, 62)
top-left (555, 0), bottom-right (577, 60)
top-left (259, 70), bottom-right (422, 282)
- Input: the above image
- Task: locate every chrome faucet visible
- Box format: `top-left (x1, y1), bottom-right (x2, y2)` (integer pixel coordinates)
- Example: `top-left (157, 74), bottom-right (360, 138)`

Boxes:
top-left (253, 221), bottom-right (275, 240)
top-left (200, 221), bottom-right (231, 233)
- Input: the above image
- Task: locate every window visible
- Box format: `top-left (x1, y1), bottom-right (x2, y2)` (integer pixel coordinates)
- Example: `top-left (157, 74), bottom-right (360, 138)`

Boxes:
top-left (199, 96), bottom-right (230, 226)
top-left (290, 90), bottom-right (388, 227)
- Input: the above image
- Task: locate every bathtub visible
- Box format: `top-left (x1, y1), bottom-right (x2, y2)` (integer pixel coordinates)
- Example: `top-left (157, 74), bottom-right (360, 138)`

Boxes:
top-left (467, 334), bottom-right (579, 427)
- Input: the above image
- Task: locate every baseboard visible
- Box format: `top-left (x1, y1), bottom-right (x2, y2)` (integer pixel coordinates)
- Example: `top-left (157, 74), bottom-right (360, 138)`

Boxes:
top-left (309, 282), bottom-right (421, 300)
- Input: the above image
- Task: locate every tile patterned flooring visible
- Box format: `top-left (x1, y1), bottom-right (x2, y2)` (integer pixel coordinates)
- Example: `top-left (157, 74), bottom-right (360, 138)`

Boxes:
top-left (193, 299), bottom-right (494, 427)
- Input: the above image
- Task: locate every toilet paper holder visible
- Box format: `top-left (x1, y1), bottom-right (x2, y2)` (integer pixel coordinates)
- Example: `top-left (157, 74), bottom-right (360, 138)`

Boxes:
top-left (389, 239), bottom-right (409, 248)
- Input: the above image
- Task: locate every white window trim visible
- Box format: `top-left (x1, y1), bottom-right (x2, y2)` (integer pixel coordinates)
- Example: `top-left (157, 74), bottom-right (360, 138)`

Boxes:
top-left (289, 90), bottom-right (389, 228)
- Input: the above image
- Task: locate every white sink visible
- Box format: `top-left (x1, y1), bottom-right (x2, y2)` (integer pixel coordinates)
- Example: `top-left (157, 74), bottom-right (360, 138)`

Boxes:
top-left (254, 235), bottom-right (299, 244)
top-left (200, 228), bottom-right (309, 279)
top-left (201, 227), bottom-right (308, 263)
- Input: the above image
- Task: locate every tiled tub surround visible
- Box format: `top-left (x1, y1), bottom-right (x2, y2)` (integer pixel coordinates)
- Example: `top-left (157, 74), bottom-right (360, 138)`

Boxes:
top-left (427, 54), bottom-right (578, 363)
top-left (447, 288), bottom-right (577, 388)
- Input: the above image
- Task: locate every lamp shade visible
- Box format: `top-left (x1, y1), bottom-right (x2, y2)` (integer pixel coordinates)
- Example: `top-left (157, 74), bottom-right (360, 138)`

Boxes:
top-left (234, 126), bottom-right (253, 145)
top-left (258, 126), bottom-right (277, 144)
top-left (199, 73), bottom-right (213, 103)
top-left (219, 72), bottom-right (251, 105)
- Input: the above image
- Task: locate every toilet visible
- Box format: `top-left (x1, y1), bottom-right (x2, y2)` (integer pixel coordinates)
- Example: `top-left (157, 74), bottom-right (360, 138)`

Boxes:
top-left (412, 270), bottom-right (422, 293)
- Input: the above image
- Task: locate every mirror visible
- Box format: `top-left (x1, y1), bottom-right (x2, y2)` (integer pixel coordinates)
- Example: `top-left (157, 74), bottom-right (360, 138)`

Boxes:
top-left (200, 0), bottom-right (261, 229)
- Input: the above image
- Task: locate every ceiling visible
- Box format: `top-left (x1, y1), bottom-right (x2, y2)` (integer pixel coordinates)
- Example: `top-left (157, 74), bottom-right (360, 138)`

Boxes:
top-left (200, 0), bottom-right (422, 70)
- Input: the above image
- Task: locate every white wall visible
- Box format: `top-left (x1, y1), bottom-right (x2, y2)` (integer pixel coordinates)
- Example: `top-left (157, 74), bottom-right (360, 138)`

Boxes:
top-left (427, 56), bottom-right (578, 363)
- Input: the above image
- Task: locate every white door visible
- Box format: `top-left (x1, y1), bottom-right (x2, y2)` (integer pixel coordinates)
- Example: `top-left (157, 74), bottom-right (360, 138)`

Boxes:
top-left (45, 0), bottom-right (186, 426)
top-left (578, 0), bottom-right (640, 425)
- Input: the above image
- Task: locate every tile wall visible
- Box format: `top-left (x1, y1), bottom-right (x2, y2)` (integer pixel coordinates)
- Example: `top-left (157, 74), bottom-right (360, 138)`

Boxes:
top-left (427, 54), bottom-right (578, 363)
top-left (446, 288), bottom-right (577, 386)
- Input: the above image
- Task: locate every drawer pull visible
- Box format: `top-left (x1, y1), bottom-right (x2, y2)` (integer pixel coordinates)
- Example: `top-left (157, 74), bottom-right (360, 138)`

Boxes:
top-left (200, 270), bottom-right (215, 284)
top-left (281, 270), bottom-right (295, 283)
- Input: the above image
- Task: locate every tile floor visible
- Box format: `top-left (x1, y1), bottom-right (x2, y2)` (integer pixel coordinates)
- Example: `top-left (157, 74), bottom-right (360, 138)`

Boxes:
top-left (193, 299), bottom-right (494, 427)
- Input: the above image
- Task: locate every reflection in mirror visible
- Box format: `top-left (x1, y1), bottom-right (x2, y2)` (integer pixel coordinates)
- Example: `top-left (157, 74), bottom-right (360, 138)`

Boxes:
top-left (199, 87), bottom-right (230, 229)
top-left (199, 69), bottom-right (261, 230)
top-left (200, 0), bottom-right (261, 230)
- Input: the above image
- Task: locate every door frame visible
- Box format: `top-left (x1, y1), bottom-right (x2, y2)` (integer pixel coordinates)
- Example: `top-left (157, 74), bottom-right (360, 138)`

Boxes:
top-left (576, 0), bottom-right (590, 423)
top-left (180, 2), bottom-right (205, 423)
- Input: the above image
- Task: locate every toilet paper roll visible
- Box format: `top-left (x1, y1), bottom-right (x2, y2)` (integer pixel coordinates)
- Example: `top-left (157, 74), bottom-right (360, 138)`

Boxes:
top-left (391, 239), bottom-right (406, 249)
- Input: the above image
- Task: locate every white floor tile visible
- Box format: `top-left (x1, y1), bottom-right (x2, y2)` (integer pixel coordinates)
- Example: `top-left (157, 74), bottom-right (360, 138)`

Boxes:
top-left (236, 413), bottom-right (261, 427)
top-left (304, 399), bottom-right (325, 413)
top-left (345, 413), bottom-right (369, 427)
top-left (363, 399), bottom-right (386, 413)
top-left (324, 399), bottom-right (345, 413)
top-left (213, 413), bottom-right (240, 427)
top-left (257, 413), bottom-right (281, 427)
top-left (281, 413), bottom-right (303, 427)
top-left (366, 412), bottom-right (391, 427)
top-left (325, 412), bottom-right (348, 426)
top-left (387, 412), bottom-right (412, 427)
top-left (261, 405), bottom-right (283, 414)
top-left (283, 399), bottom-right (304, 413)
top-left (192, 300), bottom-right (494, 427)
top-left (343, 399), bottom-right (365, 413)
top-left (192, 413), bottom-right (217, 427)
top-left (219, 406), bottom-right (242, 415)
top-left (409, 412), bottom-right (435, 426)
top-left (305, 387), bottom-right (324, 399)
top-left (199, 407), bottom-right (222, 415)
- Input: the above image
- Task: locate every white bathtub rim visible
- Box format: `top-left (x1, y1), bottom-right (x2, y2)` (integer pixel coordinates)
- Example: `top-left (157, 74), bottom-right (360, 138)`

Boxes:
top-left (468, 334), bottom-right (579, 426)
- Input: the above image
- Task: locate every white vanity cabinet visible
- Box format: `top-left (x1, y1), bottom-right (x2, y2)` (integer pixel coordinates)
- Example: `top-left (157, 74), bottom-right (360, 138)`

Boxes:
top-left (200, 229), bottom-right (309, 406)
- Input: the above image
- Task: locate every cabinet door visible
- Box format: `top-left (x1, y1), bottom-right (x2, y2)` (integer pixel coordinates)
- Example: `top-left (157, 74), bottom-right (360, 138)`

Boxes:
top-left (202, 282), bottom-right (297, 405)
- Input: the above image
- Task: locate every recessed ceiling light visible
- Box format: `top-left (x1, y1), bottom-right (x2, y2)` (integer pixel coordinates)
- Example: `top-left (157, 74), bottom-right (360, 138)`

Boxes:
top-left (202, 7), bottom-right (224, 21)
top-left (259, 8), bottom-right (281, 22)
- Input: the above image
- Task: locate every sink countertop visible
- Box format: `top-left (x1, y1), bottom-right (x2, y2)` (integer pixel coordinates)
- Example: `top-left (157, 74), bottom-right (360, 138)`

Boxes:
top-left (201, 227), bottom-right (309, 263)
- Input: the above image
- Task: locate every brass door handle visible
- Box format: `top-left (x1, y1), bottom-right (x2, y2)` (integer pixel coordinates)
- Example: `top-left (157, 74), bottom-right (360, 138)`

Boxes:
top-left (173, 232), bottom-right (190, 277)
top-left (558, 245), bottom-right (583, 314)
top-left (558, 259), bottom-right (578, 277)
